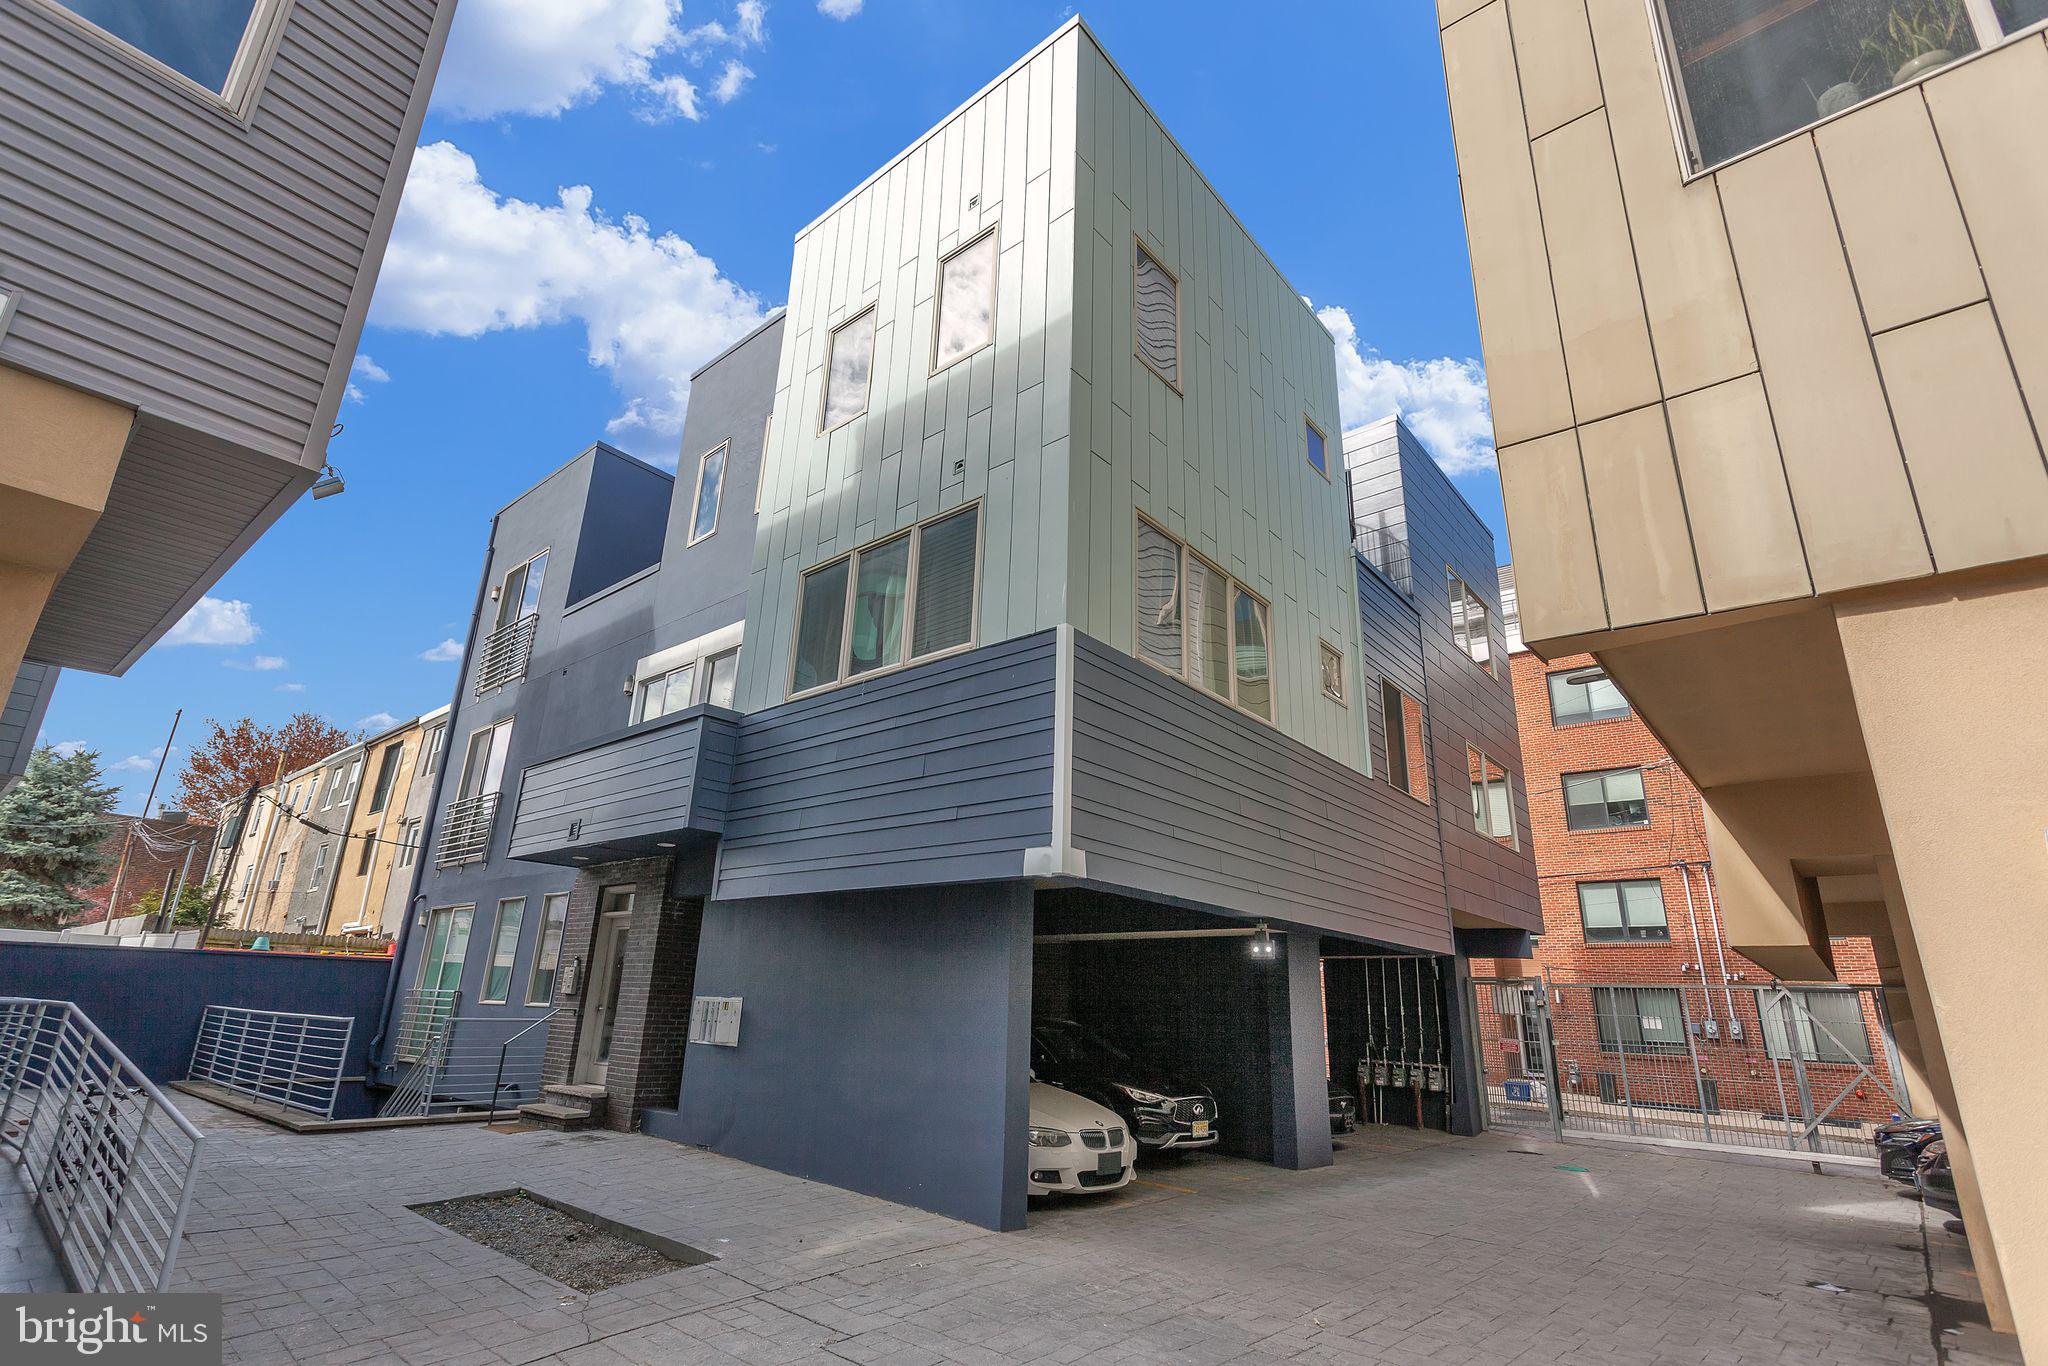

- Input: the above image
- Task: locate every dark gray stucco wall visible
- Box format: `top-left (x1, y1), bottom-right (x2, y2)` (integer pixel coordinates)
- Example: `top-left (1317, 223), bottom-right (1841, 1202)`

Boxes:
top-left (664, 881), bottom-right (1033, 1231)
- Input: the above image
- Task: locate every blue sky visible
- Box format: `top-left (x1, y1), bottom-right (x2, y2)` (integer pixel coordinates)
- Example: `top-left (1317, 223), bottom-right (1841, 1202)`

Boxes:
top-left (43, 0), bottom-right (1501, 814)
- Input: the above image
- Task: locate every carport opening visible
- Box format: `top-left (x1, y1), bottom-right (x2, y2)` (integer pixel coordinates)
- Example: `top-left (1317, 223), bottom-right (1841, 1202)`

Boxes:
top-left (1321, 951), bottom-right (1457, 1133)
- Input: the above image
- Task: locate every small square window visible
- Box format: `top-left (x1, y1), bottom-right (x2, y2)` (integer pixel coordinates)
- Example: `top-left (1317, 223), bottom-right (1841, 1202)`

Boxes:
top-left (1305, 417), bottom-right (1328, 479)
top-left (1133, 242), bottom-right (1180, 390)
top-left (1318, 641), bottom-right (1345, 703)
top-left (821, 307), bottom-right (877, 431)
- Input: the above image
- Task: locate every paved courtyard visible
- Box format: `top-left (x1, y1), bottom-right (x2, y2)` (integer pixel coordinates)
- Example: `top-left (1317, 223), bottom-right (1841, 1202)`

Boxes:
top-left (40, 1095), bottom-right (2014, 1364)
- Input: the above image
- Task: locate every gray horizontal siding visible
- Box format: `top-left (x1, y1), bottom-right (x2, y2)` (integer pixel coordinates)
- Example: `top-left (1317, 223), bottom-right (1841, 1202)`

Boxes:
top-left (716, 632), bottom-right (1058, 899)
top-left (0, 0), bottom-right (441, 463)
top-left (1358, 563), bottom-right (1425, 783)
top-left (508, 713), bottom-right (736, 863)
top-left (1068, 633), bottom-right (1452, 954)
top-left (1, 662), bottom-right (59, 785)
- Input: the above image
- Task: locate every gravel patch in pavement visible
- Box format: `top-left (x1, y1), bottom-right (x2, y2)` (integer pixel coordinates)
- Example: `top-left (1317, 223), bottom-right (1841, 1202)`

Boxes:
top-left (411, 1191), bottom-right (701, 1294)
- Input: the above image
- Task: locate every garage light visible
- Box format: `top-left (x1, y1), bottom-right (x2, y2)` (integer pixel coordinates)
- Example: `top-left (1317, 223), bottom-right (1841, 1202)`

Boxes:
top-left (1249, 922), bottom-right (1277, 961)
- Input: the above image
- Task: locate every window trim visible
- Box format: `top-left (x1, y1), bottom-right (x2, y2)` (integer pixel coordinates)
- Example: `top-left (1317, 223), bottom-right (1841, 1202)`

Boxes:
top-left (930, 224), bottom-right (1000, 376)
top-left (786, 502), bottom-right (984, 701)
top-left (1380, 678), bottom-right (1430, 804)
top-left (1317, 639), bottom-right (1346, 705)
top-left (1131, 236), bottom-right (1184, 396)
top-left (1304, 413), bottom-right (1330, 483)
top-left (1447, 568), bottom-right (1496, 678)
top-left (685, 439), bottom-right (729, 547)
top-left (818, 304), bottom-right (879, 434)
top-left (525, 892), bottom-right (571, 1006)
top-left (1129, 511), bottom-right (1279, 727)
top-left (1467, 745), bottom-right (1516, 847)
top-left (1576, 878), bottom-right (1671, 945)
top-left (22, 0), bottom-right (296, 126)
top-left (477, 896), bottom-right (526, 1005)
top-left (1562, 765), bottom-right (1651, 833)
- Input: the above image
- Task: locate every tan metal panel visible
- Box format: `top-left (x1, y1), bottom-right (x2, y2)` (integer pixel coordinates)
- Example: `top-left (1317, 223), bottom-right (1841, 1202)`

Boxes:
top-left (1875, 303), bottom-right (2048, 573)
top-left (1717, 137), bottom-right (1930, 592)
top-left (1439, 0), bottom-right (1493, 27)
top-left (1508, 0), bottom-right (1600, 137)
top-left (1577, 405), bottom-right (1703, 627)
top-left (1442, 2), bottom-right (1574, 446)
top-left (1531, 112), bottom-right (1660, 423)
top-left (1925, 39), bottom-right (2048, 427)
top-left (1666, 373), bottom-right (1811, 612)
top-left (1815, 92), bottom-right (1983, 335)
top-left (1582, 0), bottom-right (1754, 395)
top-left (1494, 429), bottom-right (1607, 641)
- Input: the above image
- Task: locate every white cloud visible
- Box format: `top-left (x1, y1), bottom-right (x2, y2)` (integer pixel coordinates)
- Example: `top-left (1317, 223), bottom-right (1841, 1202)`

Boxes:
top-left (711, 58), bottom-right (753, 103)
top-left (224, 655), bottom-right (288, 672)
top-left (345, 353), bottom-right (390, 405)
top-left (162, 597), bottom-right (259, 648)
top-left (275, 682), bottom-right (307, 694)
top-left (642, 73), bottom-right (702, 121)
top-left (110, 745), bottom-right (174, 774)
top-left (420, 638), bottom-right (465, 662)
top-left (818, 0), bottom-right (862, 18)
top-left (357, 712), bottom-right (401, 733)
top-left (47, 740), bottom-right (89, 759)
top-left (434, 0), bottom-right (766, 121)
top-left (373, 143), bottom-right (772, 452)
top-left (1316, 304), bottom-right (1495, 476)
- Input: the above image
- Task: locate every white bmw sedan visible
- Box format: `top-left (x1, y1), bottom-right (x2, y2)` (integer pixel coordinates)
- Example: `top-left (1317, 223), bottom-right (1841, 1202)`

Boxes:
top-left (1027, 1081), bottom-right (1137, 1196)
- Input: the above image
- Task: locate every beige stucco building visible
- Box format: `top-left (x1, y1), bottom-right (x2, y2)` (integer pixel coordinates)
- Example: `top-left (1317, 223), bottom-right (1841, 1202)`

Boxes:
top-left (324, 706), bottom-right (446, 937)
top-left (1437, 0), bottom-right (2048, 1350)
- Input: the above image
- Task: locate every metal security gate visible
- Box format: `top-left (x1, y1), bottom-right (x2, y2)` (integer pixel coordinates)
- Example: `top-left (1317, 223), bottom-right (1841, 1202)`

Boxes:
top-left (1470, 977), bottom-right (1912, 1158)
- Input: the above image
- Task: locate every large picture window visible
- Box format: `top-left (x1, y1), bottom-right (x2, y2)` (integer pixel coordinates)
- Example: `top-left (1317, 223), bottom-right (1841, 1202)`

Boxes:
top-left (1594, 986), bottom-right (1688, 1056)
top-left (1132, 516), bottom-right (1274, 722)
top-left (790, 506), bottom-right (980, 696)
top-left (1564, 767), bottom-right (1650, 831)
top-left (1578, 880), bottom-right (1670, 943)
top-left (933, 227), bottom-right (998, 371)
top-left (1133, 241), bottom-right (1180, 390)
top-left (1649, 0), bottom-right (2046, 174)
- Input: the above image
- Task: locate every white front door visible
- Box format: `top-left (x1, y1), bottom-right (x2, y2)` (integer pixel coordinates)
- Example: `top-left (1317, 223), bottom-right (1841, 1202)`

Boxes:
top-left (574, 895), bottom-right (633, 1086)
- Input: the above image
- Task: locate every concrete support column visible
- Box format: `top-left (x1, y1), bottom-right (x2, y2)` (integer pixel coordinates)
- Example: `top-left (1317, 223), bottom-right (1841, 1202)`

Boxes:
top-left (1268, 934), bottom-right (1333, 1171)
top-left (1835, 575), bottom-right (2048, 1355)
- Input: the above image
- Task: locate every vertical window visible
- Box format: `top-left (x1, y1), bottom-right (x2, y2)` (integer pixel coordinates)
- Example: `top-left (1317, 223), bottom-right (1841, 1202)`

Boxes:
top-left (792, 557), bottom-right (852, 693)
top-left (398, 818), bottom-right (421, 868)
top-left (1318, 641), bottom-right (1345, 704)
top-left (274, 852), bottom-right (286, 883)
top-left (933, 227), bottom-right (998, 371)
top-left (821, 307), bottom-right (877, 431)
top-left (1135, 520), bottom-right (1184, 673)
top-left (1381, 681), bottom-right (1430, 803)
top-left (1594, 987), bottom-right (1687, 1056)
top-left (1563, 767), bottom-right (1649, 831)
top-left (456, 720), bottom-right (514, 800)
top-left (910, 506), bottom-right (979, 657)
top-left (1133, 241), bottom-right (1180, 389)
top-left (355, 837), bottom-right (374, 877)
top-left (417, 906), bottom-right (474, 994)
top-left (416, 723), bottom-right (446, 779)
top-left (1578, 880), bottom-right (1670, 944)
top-left (527, 892), bottom-right (570, 1005)
top-left (848, 533), bottom-right (911, 677)
top-left (339, 756), bottom-right (363, 807)
top-left (1548, 668), bottom-right (1629, 725)
top-left (49, 0), bottom-right (279, 100)
top-left (480, 897), bottom-right (525, 1004)
top-left (1232, 590), bottom-right (1272, 720)
top-left (307, 843), bottom-right (328, 888)
top-left (1468, 748), bottom-right (1514, 843)
top-left (705, 648), bottom-right (741, 709)
top-left (496, 550), bottom-right (549, 630)
top-left (1448, 571), bottom-right (1494, 675)
top-left (1187, 555), bottom-right (1232, 700)
top-left (1305, 417), bottom-right (1328, 479)
top-left (367, 742), bottom-right (404, 814)
top-left (688, 441), bottom-right (728, 546)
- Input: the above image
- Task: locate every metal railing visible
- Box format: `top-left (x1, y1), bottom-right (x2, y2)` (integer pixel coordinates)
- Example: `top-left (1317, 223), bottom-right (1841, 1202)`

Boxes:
top-left (0, 999), bottom-right (204, 1293)
top-left (381, 1004), bottom-right (563, 1120)
top-left (1354, 523), bottom-right (1413, 595)
top-left (474, 613), bottom-right (538, 694)
top-left (436, 792), bottom-right (499, 866)
top-left (186, 1006), bottom-right (354, 1120)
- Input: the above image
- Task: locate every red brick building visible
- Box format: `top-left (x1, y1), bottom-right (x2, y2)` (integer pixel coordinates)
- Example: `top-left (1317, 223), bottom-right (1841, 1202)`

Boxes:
top-left (76, 814), bottom-right (217, 927)
top-left (1485, 568), bottom-right (1902, 1130)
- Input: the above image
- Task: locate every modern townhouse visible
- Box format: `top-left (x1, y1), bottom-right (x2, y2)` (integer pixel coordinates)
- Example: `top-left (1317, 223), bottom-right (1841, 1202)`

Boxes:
top-left (1437, 0), bottom-right (2048, 1346)
top-left (381, 19), bottom-right (1539, 1233)
top-left (323, 708), bottom-right (445, 936)
top-left (0, 1), bottom-right (455, 770)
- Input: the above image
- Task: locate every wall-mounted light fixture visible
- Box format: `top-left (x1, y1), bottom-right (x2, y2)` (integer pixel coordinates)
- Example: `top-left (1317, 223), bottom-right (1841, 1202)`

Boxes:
top-left (1249, 922), bottom-right (1278, 961)
top-left (310, 464), bottom-right (346, 499)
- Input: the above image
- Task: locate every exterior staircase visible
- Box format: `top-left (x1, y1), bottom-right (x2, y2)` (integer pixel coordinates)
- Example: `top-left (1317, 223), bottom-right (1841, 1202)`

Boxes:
top-left (519, 1083), bottom-right (608, 1131)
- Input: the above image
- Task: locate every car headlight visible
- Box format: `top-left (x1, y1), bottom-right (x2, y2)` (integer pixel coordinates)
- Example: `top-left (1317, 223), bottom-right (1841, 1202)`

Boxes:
top-left (1028, 1127), bottom-right (1071, 1148)
top-left (1116, 1085), bottom-right (1171, 1106)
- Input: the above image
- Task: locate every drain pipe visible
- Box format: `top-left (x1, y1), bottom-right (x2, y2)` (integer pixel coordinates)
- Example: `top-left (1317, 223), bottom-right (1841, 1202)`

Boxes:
top-left (1677, 862), bottom-right (1714, 1032)
top-left (367, 511), bottom-right (500, 1068)
top-left (1695, 861), bottom-right (1740, 1028)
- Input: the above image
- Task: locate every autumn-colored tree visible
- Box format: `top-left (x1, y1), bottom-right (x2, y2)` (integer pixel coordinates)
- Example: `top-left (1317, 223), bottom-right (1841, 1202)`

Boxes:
top-left (173, 713), bottom-right (359, 821)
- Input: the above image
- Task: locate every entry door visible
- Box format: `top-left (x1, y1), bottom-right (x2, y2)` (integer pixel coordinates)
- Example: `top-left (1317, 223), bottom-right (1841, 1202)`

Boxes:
top-left (574, 893), bottom-right (634, 1086)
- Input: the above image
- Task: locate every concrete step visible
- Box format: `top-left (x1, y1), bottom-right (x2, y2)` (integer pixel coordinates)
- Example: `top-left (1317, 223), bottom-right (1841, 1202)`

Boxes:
top-left (544, 1084), bottom-right (609, 1103)
top-left (518, 1102), bottom-right (599, 1132)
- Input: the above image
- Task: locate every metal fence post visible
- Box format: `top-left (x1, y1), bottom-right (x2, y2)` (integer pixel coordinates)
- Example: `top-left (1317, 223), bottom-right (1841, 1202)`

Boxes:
top-left (1538, 983), bottom-right (1564, 1142)
top-left (1872, 988), bottom-right (1913, 1118)
top-left (1604, 989), bottom-right (1639, 1135)
top-left (1776, 991), bottom-right (1821, 1153)
top-left (1677, 987), bottom-right (1713, 1144)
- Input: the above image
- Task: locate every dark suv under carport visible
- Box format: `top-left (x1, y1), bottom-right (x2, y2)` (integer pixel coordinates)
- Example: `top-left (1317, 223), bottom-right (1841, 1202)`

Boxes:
top-left (1030, 1018), bottom-right (1219, 1151)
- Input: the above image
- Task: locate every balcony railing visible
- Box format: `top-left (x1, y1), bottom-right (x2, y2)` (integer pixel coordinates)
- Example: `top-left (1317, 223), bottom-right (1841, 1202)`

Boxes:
top-left (186, 1006), bottom-right (354, 1120)
top-left (1354, 523), bottom-right (1413, 596)
top-left (436, 792), bottom-right (499, 867)
top-left (474, 613), bottom-right (538, 694)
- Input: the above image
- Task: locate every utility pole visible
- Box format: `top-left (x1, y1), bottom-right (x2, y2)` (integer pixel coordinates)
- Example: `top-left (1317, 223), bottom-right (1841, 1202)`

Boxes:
top-left (152, 839), bottom-right (196, 936)
top-left (205, 783), bottom-right (260, 937)
top-left (102, 707), bottom-right (181, 934)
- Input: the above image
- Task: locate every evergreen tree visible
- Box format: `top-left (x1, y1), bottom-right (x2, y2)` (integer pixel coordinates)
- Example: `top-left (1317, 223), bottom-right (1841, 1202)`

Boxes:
top-left (0, 746), bottom-right (120, 929)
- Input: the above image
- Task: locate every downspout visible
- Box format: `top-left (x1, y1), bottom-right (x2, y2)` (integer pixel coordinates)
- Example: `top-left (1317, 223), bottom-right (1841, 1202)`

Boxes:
top-left (367, 511), bottom-right (500, 1065)
top-left (1696, 861), bottom-right (1739, 1027)
top-left (1677, 862), bottom-right (1714, 1030)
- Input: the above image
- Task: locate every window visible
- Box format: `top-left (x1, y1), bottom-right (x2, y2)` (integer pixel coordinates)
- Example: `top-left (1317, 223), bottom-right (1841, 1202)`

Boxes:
top-left (456, 720), bottom-right (514, 801)
top-left (44, 0), bottom-right (283, 103)
top-left (287, 782), bottom-right (301, 813)
top-left (1133, 241), bottom-right (1180, 390)
top-left (705, 648), bottom-right (740, 709)
top-left (398, 818), bottom-right (422, 869)
top-left (495, 549), bottom-right (549, 631)
top-left (790, 506), bottom-right (980, 696)
top-left (1564, 767), bottom-right (1649, 831)
top-left (320, 765), bottom-right (342, 810)
top-left (1381, 681), bottom-right (1431, 803)
top-left (339, 756), bottom-right (363, 807)
top-left (306, 843), bottom-right (328, 889)
top-left (1468, 748), bottom-right (1514, 843)
top-left (933, 227), bottom-right (998, 371)
top-left (688, 441), bottom-right (728, 546)
top-left (1648, 0), bottom-right (2046, 175)
top-left (355, 836), bottom-right (374, 877)
top-left (416, 723), bottom-right (446, 779)
top-left (1578, 880), bottom-right (1670, 943)
top-left (821, 307), bottom-right (877, 431)
top-left (1594, 987), bottom-right (1688, 1056)
top-left (635, 664), bottom-right (696, 723)
top-left (1305, 417), bottom-right (1328, 479)
top-left (417, 906), bottom-right (474, 995)
top-left (1548, 668), bottom-right (1629, 725)
top-left (1318, 641), bottom-right (1345, 704)
top-left (273, 852), bottom-right (286, 884)
top-left (526, 893), bottom-right (570, 1005)
top-left (1762, 989), bottom-right (1875, 1066)
top-left (480, 897), bottom-right (525, 1004)
top-left (1131, 517), bottom-right (1277, 722)
top-left (1447, 571), bottom-right (1494, 675)
top-left (367, 742), bottom-right (404, 814)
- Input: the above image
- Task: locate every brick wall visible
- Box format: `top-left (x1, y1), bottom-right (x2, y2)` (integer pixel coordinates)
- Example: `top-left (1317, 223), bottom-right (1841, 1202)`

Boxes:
top-left (78, 816), bottom-right (218, 925)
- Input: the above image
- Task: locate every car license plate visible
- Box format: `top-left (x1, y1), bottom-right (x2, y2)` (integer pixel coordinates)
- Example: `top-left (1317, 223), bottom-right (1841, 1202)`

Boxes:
top-left (1095, 1153), bottom-right (1121, 1175)
top-left (1191, 1120), bottom-right (1210, 1138)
